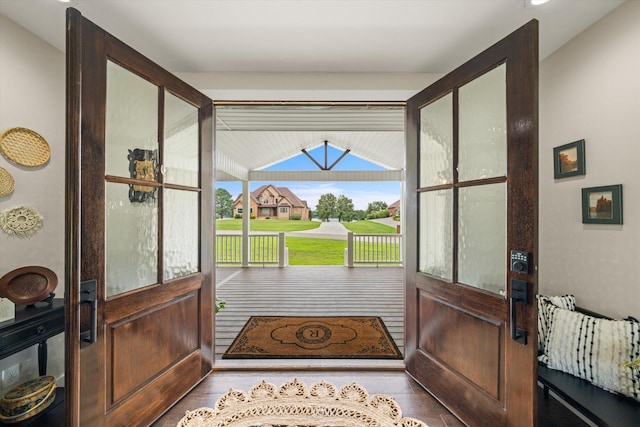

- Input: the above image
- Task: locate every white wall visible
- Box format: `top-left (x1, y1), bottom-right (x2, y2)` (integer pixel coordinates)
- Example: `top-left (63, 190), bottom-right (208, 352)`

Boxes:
top-left (0, 15), bottom-right (66, 388)
top-left (539, 0), bottom-right (640, 319)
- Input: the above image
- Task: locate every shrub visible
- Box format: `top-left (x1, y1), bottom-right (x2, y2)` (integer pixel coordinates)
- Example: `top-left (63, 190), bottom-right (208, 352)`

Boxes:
top-left (250, 214), bottom-right (256, 219)
top-left (234, 213), bottom-right (242, 219)
top-left (291, 213), bottom-right (302, 220)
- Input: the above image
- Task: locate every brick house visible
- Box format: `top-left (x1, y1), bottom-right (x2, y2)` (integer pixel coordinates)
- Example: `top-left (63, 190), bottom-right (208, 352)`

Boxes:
top-left (233, 184), bottom-right (309, 220)
top-left (388, 199), bottom-right (400, 217)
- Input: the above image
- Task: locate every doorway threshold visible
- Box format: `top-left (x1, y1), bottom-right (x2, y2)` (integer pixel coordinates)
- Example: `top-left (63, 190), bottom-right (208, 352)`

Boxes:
top-left (212, 358), bottom-right (405, 371)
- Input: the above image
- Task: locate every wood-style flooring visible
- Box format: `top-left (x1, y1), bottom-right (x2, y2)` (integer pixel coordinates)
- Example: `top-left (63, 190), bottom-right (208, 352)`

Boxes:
top-left (152, 370), bottom-right (591, 427)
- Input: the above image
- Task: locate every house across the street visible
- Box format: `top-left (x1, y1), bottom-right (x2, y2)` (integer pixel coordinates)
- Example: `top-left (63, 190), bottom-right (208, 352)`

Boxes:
top-left (233, 184), bottom-right (309, 220)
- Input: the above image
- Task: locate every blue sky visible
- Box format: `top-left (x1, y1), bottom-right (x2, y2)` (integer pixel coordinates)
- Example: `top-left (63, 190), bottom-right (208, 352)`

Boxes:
top-left (216, 145), bottom-right (400, 211)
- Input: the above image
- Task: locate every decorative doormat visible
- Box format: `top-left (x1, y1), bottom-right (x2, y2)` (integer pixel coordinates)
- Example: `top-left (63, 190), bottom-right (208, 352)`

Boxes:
top-left (177, 378), bottom-right (427, 427)
top-left (223, 316), bottom-right (402, 359)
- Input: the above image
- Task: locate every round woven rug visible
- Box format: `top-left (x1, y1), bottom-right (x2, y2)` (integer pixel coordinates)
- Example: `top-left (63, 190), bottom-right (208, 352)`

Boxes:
top-left (177, 379), bottom-right (428, 427)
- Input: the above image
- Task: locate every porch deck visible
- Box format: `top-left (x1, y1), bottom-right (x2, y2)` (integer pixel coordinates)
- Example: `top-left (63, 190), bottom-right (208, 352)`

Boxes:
top-left (214, 266), bottom-right (404, 364)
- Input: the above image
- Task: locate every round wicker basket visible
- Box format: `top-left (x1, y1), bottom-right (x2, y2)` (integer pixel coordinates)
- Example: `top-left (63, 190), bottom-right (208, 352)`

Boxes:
top-left (0, 167), bottom-right (14, 196)
top-left (0, 127), bottom-right (50, 167)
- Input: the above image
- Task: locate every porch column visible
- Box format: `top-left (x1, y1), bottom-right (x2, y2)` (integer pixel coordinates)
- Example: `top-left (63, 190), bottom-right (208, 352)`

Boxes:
top-left (399, 178), bottom-right (404, 265)
top-left (242, 180), bottom-right (250, 267)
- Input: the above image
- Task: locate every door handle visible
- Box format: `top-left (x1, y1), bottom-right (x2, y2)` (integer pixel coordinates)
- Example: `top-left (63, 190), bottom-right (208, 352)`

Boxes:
top-left (80, 279), bottom-right (97, 347)
top-left (510, 279), bottom-right (528, 345)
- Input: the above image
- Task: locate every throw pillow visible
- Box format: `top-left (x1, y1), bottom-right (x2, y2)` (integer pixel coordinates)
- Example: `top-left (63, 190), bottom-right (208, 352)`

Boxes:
top-left (537, 294), bottom-right (576, 361)
top-left (545, 305), bottom-right (640, 402)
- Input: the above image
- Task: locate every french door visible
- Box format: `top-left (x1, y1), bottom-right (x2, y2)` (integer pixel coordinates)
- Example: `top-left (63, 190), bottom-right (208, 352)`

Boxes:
top-left (405, 21), bottom-right (538, 426)
top-left (65, 8), bottom-right (214, 426)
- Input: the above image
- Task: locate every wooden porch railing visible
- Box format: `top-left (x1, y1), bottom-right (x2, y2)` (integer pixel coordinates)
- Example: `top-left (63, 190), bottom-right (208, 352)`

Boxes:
top-left (345, 232), bottom-right (403, 267)
top-left (216, 233), bottom-right (287, 267)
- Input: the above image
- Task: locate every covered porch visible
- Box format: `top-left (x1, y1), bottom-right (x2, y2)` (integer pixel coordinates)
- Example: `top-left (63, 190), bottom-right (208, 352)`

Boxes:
top-left (214, 266), bottom-right (404, 365)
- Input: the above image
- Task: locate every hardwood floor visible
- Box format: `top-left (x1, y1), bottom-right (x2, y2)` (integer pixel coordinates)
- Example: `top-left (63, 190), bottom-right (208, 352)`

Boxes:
top-left (152, 370), bottom-right (591, 427)
top-left (151, 370), bottom-right (465, 427)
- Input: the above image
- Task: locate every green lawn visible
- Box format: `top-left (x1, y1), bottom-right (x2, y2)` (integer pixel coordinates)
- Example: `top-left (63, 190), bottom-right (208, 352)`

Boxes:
top-left (285, 237), bottom-right (346, 265)
top-left (342, 220), bottom-right (397, 234)
top-left (216, 219), bottom-right (321, 232)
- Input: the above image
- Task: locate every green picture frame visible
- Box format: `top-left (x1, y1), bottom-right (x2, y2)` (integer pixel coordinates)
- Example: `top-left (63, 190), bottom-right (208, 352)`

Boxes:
top-left (554, 139), bottom-right (585, 179)
top-left (581, 184), bottom-right (623, 224)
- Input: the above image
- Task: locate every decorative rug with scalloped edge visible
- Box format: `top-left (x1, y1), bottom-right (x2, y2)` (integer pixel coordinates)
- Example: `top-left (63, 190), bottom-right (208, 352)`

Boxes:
top-left (222, 316), bottom-right (402, 359)
top-left (176, 378), bottom-right (429, 427)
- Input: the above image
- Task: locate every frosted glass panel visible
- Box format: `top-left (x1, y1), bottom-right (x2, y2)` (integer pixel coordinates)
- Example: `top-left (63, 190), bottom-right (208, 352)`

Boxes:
top-left (458, 64), bottom-right (506, 181)
top-left (105, 61), bottom-right (158, 179)
top-left (164, 91), bottom-right (199, 187)
top-left (458, 183), bottom-right (506, 295)
top-left (164, 190), bottom-right (199, 280)
top-left (419, 190), bottom-right (453, 280)
top-left (420, 93), bottom-right (453, 187)
top-left (105, 182), bottom-right (158, 297)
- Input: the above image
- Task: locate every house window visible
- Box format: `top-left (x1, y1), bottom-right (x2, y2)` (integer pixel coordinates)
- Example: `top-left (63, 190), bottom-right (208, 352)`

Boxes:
top-left (280, 207), bottom-right (288, 213)
top-left (237, 208), bottom-right (243, 214)
top-left (261, 208), bottom-right (270, 215)
top-left (264, 198), bottom-right (269, 204)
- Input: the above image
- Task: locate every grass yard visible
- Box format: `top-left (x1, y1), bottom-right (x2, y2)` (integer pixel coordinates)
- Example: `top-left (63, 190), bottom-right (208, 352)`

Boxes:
top-left (285, 237), bottom-right (347, 265)
top-left (216, 219), bottom-right (321, 232)
top-left (343, 220), bottom-right (397, 234)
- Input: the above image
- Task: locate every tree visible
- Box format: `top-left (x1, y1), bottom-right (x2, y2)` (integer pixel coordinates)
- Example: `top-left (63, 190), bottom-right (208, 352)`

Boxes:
top-left (367, 201), bottom-right (388, 214)
top-left (316, 193), bottom-right (337, 221)
top-left (335, 195), bottom-right (355, 222)
top-left (216, 188), bottom-right (234, 219)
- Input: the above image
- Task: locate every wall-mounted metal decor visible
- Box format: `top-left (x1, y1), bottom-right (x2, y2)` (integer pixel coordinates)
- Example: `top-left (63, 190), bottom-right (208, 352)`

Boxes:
top-left (128, 148), bottom-right (158, 203)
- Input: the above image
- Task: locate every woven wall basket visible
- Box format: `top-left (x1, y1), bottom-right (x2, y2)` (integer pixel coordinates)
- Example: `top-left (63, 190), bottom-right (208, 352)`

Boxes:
top-left (0, 127), bottom-right (50, 167)
top-left (0, 167), bottom-right (14, 196)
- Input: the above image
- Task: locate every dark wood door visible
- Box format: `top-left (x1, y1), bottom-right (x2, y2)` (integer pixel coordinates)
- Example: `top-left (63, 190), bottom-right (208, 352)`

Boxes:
top-left (405, 21), bottom-right (538, 426)
top-left (65, 8), bottom-right (214, 426)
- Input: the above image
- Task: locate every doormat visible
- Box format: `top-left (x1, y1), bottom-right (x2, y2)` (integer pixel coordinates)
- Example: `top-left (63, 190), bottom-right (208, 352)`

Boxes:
top-left (222, 316), bottom-right (402, 359)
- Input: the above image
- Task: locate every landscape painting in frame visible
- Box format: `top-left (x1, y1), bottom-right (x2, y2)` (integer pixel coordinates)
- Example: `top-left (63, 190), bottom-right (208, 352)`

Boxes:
top-left (582, 184), bottom-right (623, 224)
top-left (554, 139), bottom-right (585, 179)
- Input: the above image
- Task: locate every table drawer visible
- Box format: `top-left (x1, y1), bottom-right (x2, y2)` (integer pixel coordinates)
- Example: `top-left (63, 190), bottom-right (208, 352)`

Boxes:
top-left (0, 316), bottom-right (64, 355)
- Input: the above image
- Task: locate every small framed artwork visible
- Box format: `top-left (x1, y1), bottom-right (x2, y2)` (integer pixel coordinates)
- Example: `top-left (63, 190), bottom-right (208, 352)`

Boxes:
top-left (581, 184), bottom-right (623, 224)
top-left (553, 139), bottom-right (585, 179)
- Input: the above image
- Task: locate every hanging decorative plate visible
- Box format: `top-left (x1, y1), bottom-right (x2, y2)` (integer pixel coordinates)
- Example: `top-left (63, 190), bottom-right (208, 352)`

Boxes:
top-left (0, 206), bottom-right (43, 237)
top-left (0, 167), bottom-right (15, 196)
top-left (0, 266), bottom-right (58, 306)
top-left (0, 127), bottom-right (51, 167)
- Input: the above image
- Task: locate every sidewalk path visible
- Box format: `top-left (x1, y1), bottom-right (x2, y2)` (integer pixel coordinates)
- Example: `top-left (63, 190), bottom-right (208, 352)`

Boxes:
top-left (287, 220), bottom-right (348, 240)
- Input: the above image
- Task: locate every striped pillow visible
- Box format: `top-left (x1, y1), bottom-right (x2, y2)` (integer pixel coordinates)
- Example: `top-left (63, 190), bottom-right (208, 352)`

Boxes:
top-left (545, 305), bottom-right (640, 402)
top-left (537, 294), bottom-right (575, 361)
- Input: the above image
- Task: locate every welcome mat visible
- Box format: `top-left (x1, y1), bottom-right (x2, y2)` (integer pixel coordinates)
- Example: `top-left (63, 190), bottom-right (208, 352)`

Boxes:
top-left (223, 316), bottom-right (402, 359)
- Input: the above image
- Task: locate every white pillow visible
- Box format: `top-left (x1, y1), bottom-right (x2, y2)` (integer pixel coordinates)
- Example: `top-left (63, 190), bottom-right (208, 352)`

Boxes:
top-left (545, 305), bottom-right (640, 402)
top-left (537, 294), bottom-right (576, 361)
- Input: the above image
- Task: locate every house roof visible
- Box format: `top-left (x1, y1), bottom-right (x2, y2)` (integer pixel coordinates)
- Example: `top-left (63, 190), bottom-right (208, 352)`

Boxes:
top-left (249, 185), bottom-right (307, 209)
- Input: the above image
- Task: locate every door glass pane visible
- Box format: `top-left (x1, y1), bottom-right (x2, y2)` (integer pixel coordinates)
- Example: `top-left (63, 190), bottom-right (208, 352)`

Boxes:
top-left (458, 183), bottom-right (506, 295)
top-left (105, 182), bottom-right (158, 297)
top-left (420, 93), bottom-right (453, 187)
top-left (458, 64), bottom-right (506, 181)
top-left (164, 91), bottom-right (199, 187)
top-left (105, 60), bottom-right (159, 179)
top-left (419, 190), bottom-right (453, 280)
top-left (164, 189), bottom-right (199, 280)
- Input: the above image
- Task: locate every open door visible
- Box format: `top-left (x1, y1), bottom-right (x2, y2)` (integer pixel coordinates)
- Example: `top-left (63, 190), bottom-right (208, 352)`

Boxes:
top-left (405, 21), bottom-right (538, 426)
top-left (65, 8), bottom-right (214, 426)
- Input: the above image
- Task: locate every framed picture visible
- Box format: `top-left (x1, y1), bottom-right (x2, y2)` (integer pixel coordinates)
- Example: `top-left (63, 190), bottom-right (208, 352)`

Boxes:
top-left (581, 184), bottom-right (623, 224)
top-left (553, 139), bottom-right (585, 179)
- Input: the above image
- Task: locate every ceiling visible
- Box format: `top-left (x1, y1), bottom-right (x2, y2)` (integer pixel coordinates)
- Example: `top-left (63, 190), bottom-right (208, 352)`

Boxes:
top-left (0, 0), bottom-right (625, 73)
top-left (0, 0), bottom-right (625, 181)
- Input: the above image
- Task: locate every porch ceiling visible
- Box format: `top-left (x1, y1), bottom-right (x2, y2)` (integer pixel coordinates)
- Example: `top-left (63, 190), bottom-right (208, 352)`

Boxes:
top-left (215, 104), bottom-right (405, 181)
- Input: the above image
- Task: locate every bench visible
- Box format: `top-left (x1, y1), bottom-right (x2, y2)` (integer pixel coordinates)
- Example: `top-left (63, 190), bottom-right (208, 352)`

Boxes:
top-left (538, 307), bottom-right (640, 427)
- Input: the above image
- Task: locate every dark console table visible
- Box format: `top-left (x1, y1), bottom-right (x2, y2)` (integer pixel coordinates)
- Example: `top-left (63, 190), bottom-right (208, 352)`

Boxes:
top-left (0, 299), bottom-right (65, 426)
top-left (0, 299), bottom-right (64, 377)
